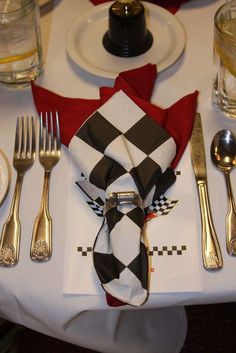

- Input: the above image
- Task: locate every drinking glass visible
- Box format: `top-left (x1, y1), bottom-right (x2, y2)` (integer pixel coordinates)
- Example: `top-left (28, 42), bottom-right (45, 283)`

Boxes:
top-left (0, 0), bottom-right (43, 89)
top-left (213, 0), bottom-right (236, 118)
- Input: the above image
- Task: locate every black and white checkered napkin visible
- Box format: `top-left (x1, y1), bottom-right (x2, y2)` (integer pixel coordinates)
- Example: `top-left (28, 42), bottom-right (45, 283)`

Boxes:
top-left (69, 91), bottom-right (177, 306)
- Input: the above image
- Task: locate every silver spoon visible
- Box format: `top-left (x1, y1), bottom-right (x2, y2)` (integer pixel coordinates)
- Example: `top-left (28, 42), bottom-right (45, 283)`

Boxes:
top-left (211, 129), bottom-right (236, 256)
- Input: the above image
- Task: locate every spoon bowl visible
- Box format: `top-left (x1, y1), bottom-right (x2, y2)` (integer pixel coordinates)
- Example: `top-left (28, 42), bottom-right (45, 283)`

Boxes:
top-left (211, 129), bottom-right (236, 256)
top-left (211, 129), bottom-right (236, 172)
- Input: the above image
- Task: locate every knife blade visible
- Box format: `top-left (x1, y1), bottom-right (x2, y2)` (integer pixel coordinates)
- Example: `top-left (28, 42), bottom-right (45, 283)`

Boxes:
top-left (190, 113), bottom-right (223, 270)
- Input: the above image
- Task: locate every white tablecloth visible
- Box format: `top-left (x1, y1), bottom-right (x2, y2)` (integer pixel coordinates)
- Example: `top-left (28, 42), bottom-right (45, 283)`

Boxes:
top-left (0, 0), bottom-right (235, 352)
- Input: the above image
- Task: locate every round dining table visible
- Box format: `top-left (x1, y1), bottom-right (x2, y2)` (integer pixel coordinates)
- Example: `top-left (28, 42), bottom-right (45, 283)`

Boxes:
top-left (0, 0), bottom-right (236, 352)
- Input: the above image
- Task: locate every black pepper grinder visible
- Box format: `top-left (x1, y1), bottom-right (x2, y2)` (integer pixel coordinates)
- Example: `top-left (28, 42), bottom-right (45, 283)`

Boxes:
top-left (103, 0), bottom-right (153, 57)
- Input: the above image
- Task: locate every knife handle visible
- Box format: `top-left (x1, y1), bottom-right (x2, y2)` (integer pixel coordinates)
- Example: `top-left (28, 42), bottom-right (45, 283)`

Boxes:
top-left (197, 181), bottom-right (223, 270)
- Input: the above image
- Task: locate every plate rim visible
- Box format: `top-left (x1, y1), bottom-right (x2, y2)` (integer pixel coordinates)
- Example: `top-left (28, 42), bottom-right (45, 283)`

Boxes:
top-left (66, 1), bottom-right (186, 79)
top-left (0, 149), bottom-right (11, 207)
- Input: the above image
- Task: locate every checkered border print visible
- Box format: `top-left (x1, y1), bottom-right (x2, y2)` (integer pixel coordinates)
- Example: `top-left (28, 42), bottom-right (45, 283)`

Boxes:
top-left (77, 245), bottom-right (187, 257)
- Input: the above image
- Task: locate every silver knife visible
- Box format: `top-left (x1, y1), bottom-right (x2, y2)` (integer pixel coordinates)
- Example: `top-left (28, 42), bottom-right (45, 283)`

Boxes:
top-left (190, 113), bottom-right (223, 270)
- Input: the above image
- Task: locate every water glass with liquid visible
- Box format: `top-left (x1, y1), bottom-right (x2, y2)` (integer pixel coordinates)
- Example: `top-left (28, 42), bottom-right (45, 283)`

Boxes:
top-left (213, 0), bottom-right (236, 118)
top-left (0, 0), bottom-right (43, 89)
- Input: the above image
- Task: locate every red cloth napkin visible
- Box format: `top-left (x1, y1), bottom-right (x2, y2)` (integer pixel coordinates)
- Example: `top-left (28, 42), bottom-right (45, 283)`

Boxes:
top-left (89, 0), bottom-right (191, 14)
top-left (31, 64), bottom-right (198, 171)
top-left (31, 64), bottom-right (198, 306)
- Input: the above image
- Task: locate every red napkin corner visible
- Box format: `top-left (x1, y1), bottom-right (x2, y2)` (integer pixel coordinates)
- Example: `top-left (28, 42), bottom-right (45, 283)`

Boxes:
top-left (89, 0), bottom-right (191, 14)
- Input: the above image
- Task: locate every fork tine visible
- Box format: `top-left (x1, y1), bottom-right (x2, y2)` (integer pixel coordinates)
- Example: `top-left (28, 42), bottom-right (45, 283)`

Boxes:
top-left (50, 112), bottom-right (54, 151)
top-left (39, 113), bottom-right (43, 152)
top-left (26, 116), bottom-right (30, 158)
top-left (55, 112), bottom-right (61, 151)
top-left (14, 117), bottom-right (20, 157)
top-left (45, 112), bottom-right (49, 152)
top-left (31, 116), bottom-right (36, 156)
top-left (20, 117), bottom-right (25, 158)
top-left (27, 116), bottom-right (36, 158)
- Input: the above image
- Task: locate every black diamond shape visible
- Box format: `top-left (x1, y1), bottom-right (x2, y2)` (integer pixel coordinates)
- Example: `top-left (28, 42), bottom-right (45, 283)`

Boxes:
top-left (93, 252), bottom-right (126, 284)
top-left (124, 115), bottom-right (171, 155)
top-left (127, 243), bottom-right (148, 289)
top-left (152, 167), bottom-right (176, 200)
top-left (90, 156), bottom-right (127, 190)
top-left (127, 207), bottom-right (145, 229)
top-left (76, 111), bottom-right (121, 153)
top-left (130, 157), bottom-right (162, 199)
top-left (106, 208), bottom-right (124, 232)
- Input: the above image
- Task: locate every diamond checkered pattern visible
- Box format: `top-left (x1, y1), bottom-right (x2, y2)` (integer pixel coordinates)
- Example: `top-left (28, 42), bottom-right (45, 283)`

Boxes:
top-left (69, 91), bottom-right (176, 306)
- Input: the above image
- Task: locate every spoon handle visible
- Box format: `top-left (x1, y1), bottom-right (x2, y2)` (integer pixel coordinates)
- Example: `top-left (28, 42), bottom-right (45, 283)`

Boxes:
top-left (224, 172), bottom-right (236, 256)
top-left (197, 181), bottom-right (223, 270)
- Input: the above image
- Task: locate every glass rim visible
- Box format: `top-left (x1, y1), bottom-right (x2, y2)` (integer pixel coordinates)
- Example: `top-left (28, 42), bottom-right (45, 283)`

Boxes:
top-left (214, 2), bottom-right (236, 44)
top-left (0, 0), bottom-right (34, 16)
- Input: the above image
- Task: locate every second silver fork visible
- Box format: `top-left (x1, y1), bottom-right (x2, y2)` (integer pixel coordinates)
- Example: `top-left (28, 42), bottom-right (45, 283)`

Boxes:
top-left (30, 112), bottom-right (61, 262)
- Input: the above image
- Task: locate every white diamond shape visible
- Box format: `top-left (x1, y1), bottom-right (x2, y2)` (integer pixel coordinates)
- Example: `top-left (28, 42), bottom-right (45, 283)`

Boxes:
top-left (110, 214), bottom-right (141, 266)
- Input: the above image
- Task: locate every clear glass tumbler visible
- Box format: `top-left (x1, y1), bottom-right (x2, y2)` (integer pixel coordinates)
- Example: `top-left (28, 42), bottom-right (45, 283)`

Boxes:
top-left (0, 0), bottom-right (43, 89)
top-left (213, 0), bottom-right (236, 118)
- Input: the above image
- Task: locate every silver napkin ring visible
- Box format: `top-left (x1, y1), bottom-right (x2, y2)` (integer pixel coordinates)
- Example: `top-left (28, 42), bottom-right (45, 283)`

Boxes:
top-left (104, 191), bottom-right (143, 214)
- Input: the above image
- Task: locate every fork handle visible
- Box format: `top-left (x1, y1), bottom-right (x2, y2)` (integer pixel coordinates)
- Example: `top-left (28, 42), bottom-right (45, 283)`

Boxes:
top-left (0, 174), bottom-right (23, 267)
top-left (30, 171), bottom-right (52, 262)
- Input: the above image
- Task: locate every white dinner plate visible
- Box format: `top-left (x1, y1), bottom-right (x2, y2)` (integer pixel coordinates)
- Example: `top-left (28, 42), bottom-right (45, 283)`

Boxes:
top-left (66, 2), bottom-right (186, 79)
top-left (0, 150), bottom-right (10, 206)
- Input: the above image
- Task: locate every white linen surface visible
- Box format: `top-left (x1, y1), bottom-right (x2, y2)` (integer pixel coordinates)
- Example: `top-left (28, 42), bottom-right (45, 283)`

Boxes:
top-left (1, 0), bottom-right (236, 352)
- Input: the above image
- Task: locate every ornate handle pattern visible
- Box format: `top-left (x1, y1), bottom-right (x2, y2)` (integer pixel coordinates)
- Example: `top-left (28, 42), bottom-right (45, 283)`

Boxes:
top-left (0, 175), bottom-right (23, 267)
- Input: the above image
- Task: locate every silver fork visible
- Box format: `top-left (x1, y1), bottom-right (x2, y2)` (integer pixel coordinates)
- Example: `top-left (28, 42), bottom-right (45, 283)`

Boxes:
top-left (0, 116), bottom-right (36, 267)
top-left (30, 112), bottom-right (61, 262)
